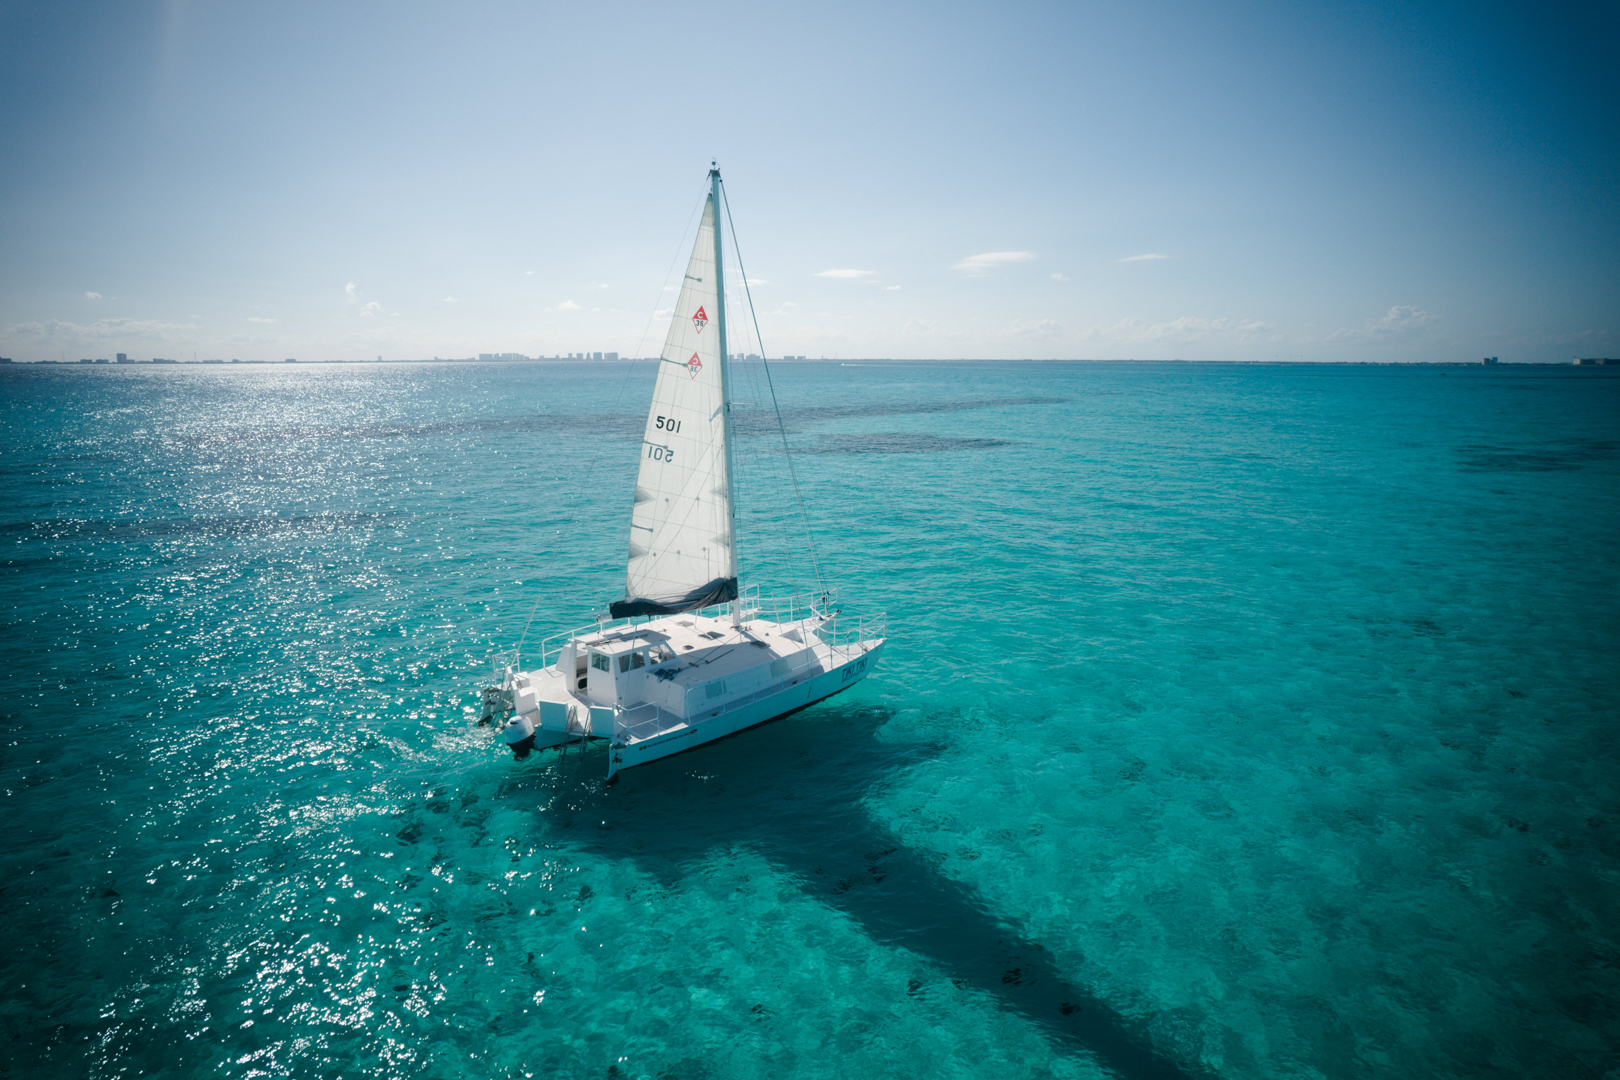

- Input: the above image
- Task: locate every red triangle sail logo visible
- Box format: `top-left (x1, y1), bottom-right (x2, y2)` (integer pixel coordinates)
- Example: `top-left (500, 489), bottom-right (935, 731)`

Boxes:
top-left (686, 352), bottom-right (703, 378)
top-left (692, 306), bottom-right (708, 333)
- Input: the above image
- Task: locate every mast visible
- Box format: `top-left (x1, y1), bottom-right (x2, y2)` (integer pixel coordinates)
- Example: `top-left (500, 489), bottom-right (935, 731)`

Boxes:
top-left (711, 163), bottom-right (741, 626)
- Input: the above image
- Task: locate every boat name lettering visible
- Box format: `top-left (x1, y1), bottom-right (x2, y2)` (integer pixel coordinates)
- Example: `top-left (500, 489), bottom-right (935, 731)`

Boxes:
top-left (654, 415), bottom-right (682, 433)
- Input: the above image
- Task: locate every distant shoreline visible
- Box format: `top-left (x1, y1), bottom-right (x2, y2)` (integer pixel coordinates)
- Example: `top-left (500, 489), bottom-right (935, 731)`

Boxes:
top-left (1, 357), bottom-right (1607, 368)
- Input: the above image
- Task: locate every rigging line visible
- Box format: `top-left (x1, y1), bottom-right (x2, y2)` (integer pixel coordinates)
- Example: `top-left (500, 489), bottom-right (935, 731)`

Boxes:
top-left (514, 579), bottom-right (548, 668)
top-left (721, 275), bottom-right (765, 556)
top-left (723, 219), bottom-right (801, 595)
top-left (719, 181), bottom-right (826, 597)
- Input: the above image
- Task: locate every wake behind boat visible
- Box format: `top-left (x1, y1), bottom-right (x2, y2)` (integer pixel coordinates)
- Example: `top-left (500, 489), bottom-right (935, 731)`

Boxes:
top-left (483, 165), bottom-right (886, 780)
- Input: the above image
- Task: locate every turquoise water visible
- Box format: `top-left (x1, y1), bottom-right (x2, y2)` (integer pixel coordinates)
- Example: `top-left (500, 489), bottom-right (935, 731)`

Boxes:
top-left (2, 360), bottom-right (1616, 1079)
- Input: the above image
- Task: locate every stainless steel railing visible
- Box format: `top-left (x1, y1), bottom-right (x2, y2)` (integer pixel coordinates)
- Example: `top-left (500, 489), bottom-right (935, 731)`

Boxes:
top-left (510, 585), bottom-right (886, 681)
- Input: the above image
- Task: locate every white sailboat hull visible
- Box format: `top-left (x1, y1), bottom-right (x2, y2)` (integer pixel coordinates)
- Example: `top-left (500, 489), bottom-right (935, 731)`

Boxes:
top-left (607, 638), bottom-right (884, 778)
top-left (495, 599), bottom-right (885, 779)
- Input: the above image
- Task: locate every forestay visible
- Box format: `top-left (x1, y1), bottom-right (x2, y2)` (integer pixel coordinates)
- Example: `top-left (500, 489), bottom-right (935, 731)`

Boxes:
top-left (611, 193), bottom-right (737, 618)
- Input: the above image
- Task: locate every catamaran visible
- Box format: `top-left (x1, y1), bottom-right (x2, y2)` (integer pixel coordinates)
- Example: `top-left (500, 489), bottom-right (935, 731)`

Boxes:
top-left (485, 165), bottom-right (886, 781)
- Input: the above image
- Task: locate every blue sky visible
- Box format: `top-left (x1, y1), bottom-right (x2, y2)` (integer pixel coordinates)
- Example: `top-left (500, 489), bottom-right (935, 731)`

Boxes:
top-left (2, 0), bottom-right (1615, 362)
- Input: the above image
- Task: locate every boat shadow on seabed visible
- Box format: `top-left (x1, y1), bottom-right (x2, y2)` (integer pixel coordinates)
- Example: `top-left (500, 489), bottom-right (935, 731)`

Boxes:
top-left (496, 707), bottom-right (1197, 1080)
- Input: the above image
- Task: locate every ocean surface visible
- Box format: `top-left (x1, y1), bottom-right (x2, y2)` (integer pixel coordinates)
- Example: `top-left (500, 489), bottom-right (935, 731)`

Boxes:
top-left (1, 360), bottom-right (1616, 1079)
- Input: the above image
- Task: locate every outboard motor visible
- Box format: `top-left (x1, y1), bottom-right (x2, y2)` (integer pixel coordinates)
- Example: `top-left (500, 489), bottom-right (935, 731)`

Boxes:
top-left (479, 685), bottom-right (503, 726)
top-left (504, 712), bottom-right (537, 759)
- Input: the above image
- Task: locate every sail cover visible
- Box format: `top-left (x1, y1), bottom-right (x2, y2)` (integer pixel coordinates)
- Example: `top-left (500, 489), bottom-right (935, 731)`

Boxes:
top-left (611, 194), bottom-right (737, 618)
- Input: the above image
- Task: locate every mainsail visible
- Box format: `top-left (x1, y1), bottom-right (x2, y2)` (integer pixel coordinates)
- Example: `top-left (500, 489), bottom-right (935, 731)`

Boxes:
top-left (610, 183), bottom-right (737, 618)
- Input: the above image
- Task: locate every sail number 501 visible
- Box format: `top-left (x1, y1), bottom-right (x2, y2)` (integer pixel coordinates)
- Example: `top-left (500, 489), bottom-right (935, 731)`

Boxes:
top-left (654, 416), bottom-right (682, 433)
top-left (646, 442), bottom-right (674, 464)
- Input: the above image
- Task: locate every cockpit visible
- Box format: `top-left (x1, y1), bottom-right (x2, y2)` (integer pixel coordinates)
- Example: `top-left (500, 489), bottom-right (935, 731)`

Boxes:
top-left (575, 632), bottom-right (677, 705)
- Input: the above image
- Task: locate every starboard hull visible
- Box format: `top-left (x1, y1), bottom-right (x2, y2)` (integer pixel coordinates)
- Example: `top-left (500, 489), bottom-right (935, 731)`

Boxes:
top-left (606, 639), bottom-right (884, 779)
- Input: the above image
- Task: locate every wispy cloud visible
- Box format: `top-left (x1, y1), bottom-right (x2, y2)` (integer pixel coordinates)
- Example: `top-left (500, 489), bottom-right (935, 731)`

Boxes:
top-left (444, 296), bottom-right (458, 303)
top-left (1328, 305), bottom-right (1435, 342)
top-left (246, 316), bottom-right (277, 324)
top-left (558, 300), bottom-right (580, 311)
top-left (885, 285), bottom-right (902, 291)
top-left (1049, 273), bottom-right (1069, 282)
top-left (344, 282), bottom-right (357, 302)
top-left (1560, 327), bottom-right (1618, 346)
top-left (1010, 319), bottom-right (1063, 339)
top-left (1120, 253), bottom-right (1170, 262)
top-left (899, 317), bottom-right (970, 341)
top-left (816, 269), bottom-right (874, 279)
top-left (359, 301), bottom-right (382, 318)
top-left (525, 270), bottom-right (535, 275)
top-left (954, 251), bottom-right (1035, 274)
top-left (3, 317), bottom-right (199, 343)
top-left (84, 291), bottom-right (102, 300)
top-left (1079, 315), bottom-right (1274, 344)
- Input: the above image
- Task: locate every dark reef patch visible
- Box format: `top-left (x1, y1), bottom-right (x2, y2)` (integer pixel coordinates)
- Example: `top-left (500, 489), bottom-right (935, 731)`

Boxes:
top-left (1457, 438), bottom-right (1617, 472)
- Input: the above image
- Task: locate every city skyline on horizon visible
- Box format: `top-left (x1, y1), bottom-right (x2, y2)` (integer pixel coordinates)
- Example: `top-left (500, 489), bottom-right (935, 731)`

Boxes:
top-left (9, 353), bottom-right (1611, 368)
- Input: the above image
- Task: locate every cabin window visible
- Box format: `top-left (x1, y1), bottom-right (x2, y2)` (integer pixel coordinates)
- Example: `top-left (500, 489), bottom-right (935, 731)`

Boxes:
top-left (590, 651), bottom-right (610, 672)
top-left (648, 643), bottom-right (674, 664)
top-left (618, 651), bottom-right (646, 673)
top-left (705, 679), bottom-right (728, 700)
